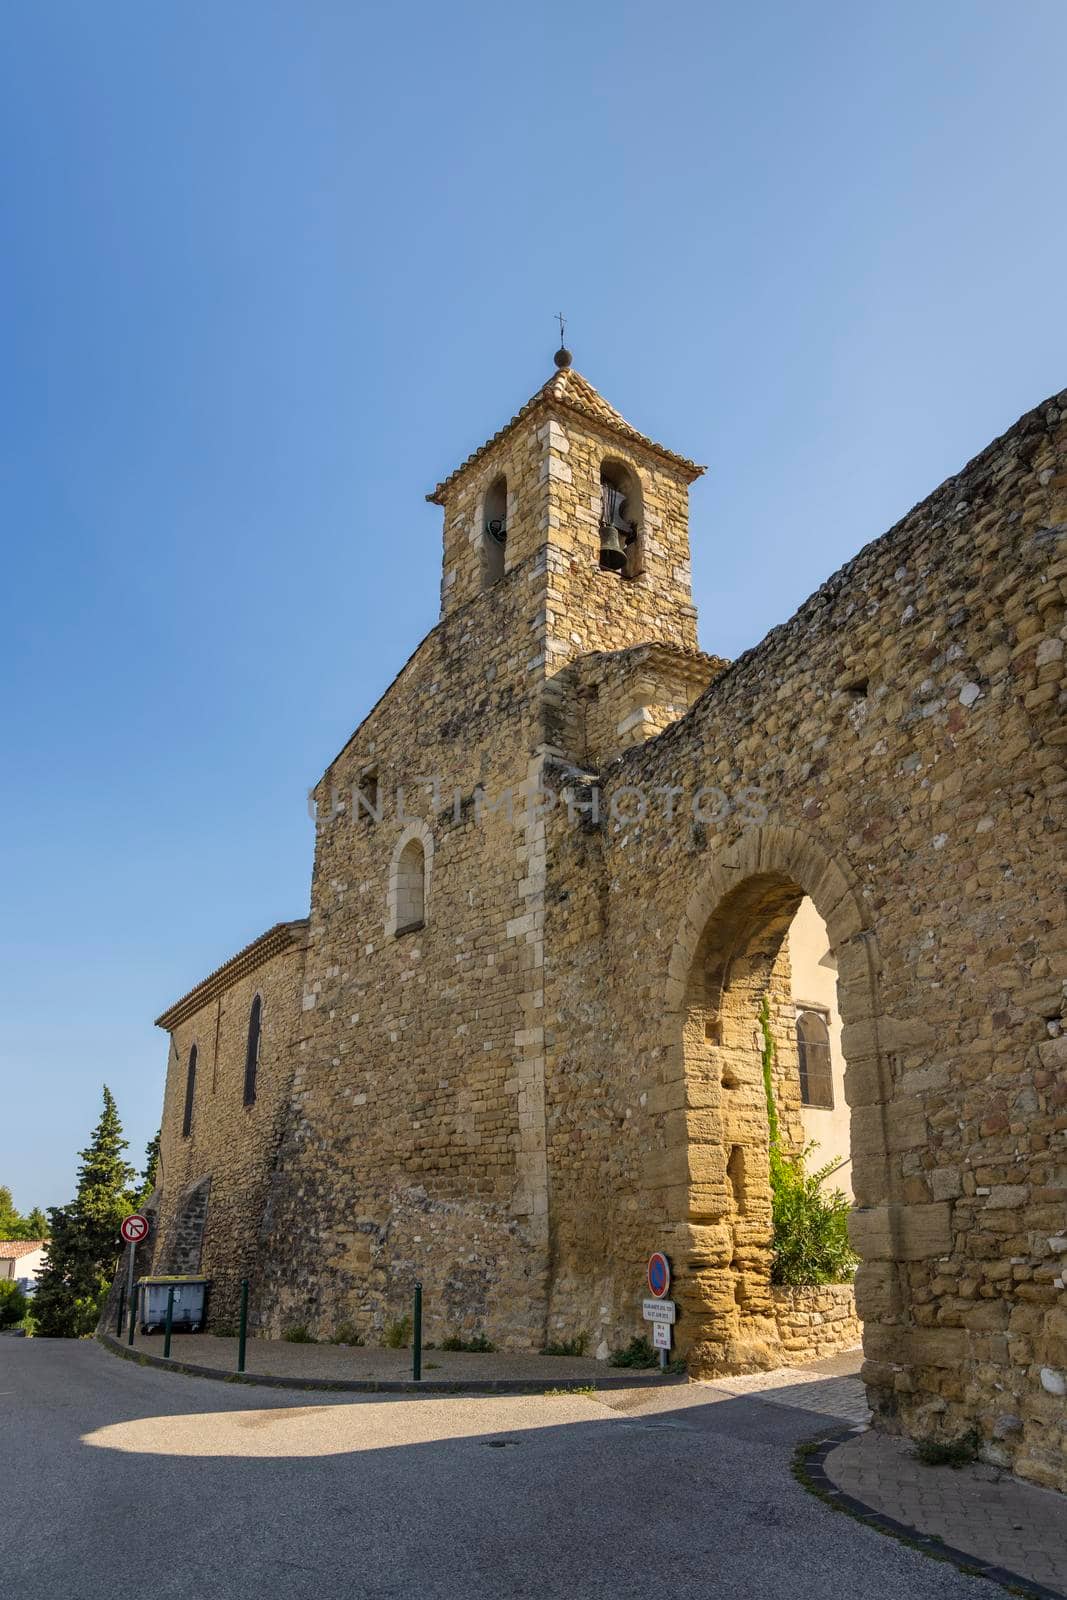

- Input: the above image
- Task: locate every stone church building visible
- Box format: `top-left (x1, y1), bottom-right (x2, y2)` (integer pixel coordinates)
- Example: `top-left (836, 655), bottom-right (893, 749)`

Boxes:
top-left (147, 353), bottom-right (1066, 1491)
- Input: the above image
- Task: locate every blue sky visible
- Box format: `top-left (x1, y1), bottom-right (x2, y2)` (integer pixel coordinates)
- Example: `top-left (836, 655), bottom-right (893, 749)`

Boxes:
top-left (2, 1), bottom-right (1064, 1212)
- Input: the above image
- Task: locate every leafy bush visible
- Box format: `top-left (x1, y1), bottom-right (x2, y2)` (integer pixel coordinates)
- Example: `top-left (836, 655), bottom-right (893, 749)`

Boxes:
top-left (760, 994), bottom-right (858, 1287)
top-left (440, 1333), bottom-right (495, 1352)
top-left (769, 1145), bottom-right (858, 1286)
top-left (384, 1315), bottom-right (411, 1349)
top-left (608, 1335), bottom-right (659, 1369)
top-left (328, 1322), bottom-right (364, 1346)
top-left (0, 1280), bottom-right (29, 1330)
top-left (282, 1324), bottom-right (316, 1343)
top-left (544, 1332), bottom-right (589, 1357)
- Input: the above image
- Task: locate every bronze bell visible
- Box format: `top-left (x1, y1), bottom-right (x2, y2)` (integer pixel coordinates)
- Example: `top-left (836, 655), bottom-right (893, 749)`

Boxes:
top-left (599, 525), bottom-right (628, 572)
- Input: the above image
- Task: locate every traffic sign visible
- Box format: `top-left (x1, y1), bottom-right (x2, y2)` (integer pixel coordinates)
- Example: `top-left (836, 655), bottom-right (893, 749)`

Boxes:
top-left (647, 1251), bottom-right (670, 1298)
top-left (642, 1298), bottom-right (676, 1324)
top-left (120, 1214), bottom-right (149, 1245)
top-left (652, 1320), bottom-right (672, 1351)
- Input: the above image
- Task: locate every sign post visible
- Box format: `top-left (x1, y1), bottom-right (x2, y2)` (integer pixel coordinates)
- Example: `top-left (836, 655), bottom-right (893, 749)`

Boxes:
top-left (644, 1252), bottom-right (674, 1371)
top-left (120, 1214), bottom-right (149, 1346)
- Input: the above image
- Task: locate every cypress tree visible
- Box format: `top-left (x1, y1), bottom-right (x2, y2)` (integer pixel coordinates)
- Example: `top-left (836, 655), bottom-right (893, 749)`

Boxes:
top-left (136, 1127), bottom-right (161, 1206)
top-left (34, 1087), bottom-right (136, 1337)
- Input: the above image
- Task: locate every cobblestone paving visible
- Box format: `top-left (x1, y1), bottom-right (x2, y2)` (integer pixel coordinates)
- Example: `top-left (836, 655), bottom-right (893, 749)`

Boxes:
top-left (703, 1347), bottom-right (872, 1426)
top-left (824, 1430), bottom-right (1067, 1596)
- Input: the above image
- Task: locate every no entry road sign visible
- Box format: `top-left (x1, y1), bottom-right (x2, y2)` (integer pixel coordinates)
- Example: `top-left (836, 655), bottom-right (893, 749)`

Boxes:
top-left (120, 1214), bottom-right (149, 1245)
top-left (647, 1251), bottom-right (670, 1298)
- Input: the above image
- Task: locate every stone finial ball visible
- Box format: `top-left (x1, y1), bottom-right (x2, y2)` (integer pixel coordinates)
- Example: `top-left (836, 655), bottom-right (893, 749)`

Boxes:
top-left (554, 346), bottom-right (573, 369)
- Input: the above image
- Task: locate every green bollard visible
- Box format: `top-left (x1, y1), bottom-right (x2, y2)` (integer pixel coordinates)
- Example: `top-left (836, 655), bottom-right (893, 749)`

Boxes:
top-left (128, 1283), bottom-right (138, 1347)
top-left (412, 1281), bottom-right (422, 1383)
top-left (163, 1285), bottom-right (175, 1359)
top-left (237, 1279), bottom-right (249, 1374)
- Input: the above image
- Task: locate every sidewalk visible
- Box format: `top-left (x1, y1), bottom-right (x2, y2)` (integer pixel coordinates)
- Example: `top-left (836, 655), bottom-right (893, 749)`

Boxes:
top-left (810, 1426), bottom-right (1067, 1598)
top-left (105, 1328), bottom-right (671, 1390)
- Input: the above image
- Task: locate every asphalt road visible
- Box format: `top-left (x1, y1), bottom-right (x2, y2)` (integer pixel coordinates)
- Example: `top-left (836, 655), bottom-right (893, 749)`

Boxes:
top-left (3, 1339), bottom-right (988, 1600)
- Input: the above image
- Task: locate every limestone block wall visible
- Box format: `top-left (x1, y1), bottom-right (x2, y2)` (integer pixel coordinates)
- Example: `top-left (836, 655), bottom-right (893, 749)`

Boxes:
top-left (551, 643), bottom-right (726, 769)
top-left (543, 388), bottom-right (1066, 1489)
top-left (772, 1284), bottom-right (861, 1364)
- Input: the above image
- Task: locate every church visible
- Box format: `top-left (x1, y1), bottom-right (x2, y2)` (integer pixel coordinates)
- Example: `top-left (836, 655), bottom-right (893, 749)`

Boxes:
top-left (147, 351), bottom-right (1067, 1491)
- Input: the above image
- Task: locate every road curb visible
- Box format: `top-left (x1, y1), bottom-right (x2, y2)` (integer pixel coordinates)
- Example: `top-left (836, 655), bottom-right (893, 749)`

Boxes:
top-left (95, 1332), bottom-right (686, 1397)
top-left (794, 1427), bottom-right (1066, 1600)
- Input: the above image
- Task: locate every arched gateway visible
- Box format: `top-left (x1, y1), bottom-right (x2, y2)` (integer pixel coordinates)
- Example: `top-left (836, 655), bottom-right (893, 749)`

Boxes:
top-left (146, 357), bottom-right (1065, 1493)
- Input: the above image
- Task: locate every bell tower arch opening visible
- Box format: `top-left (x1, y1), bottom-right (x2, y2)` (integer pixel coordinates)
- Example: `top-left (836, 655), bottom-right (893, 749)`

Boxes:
top-left (598, 458), bottom-right (643, 577)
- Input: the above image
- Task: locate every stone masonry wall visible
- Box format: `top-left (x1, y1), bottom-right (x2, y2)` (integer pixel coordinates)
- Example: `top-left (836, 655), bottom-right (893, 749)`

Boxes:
top-left (542, 387), bottom-right (1067, 1489)
top-left (772, 1284), bottom-right (862, 1365)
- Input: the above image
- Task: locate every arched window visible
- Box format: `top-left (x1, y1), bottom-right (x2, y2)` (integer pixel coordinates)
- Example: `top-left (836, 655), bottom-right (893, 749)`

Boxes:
top-left (243, 994), bottom-right (262, 1107)
top-left (482, 474), bottom-right (507, 586)
top-left (388, 821), bottom-right (433, 937)
top-left (796, 1008), bottom-right (834, 1108)
top-left (599, 460), bottom-right (642, 576)
top-left (395, 838), bottom-right (426, 933)
top-left (181, 1044), bottom-right (198, 1138)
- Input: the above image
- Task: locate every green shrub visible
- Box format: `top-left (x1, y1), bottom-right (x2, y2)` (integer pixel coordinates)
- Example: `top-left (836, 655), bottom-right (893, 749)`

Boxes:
top-left (0, 1280), bottom-right (29, 1330)
top-left (384, 1315), bottom-right (411, 1349)
top-left (769, 1145), bottom-right (858, 1286)
top-left (608, 1335), bottom-right (659, 1369)
top-left (440, 1333), bottom-right (495, 1352)
top-left (282, 1324), bottom-right (316, 1343)
top-left (543, 1332), bottom-right (589, 1357)
top-left (328, 1322), bottom-right (364, 1346)
top-left (760, 994), bottom-right (858, 1287)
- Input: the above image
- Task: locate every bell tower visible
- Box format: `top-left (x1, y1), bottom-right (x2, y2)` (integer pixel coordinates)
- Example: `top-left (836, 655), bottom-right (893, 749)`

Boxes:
top-left (427, 346), bottom-right (705, 668)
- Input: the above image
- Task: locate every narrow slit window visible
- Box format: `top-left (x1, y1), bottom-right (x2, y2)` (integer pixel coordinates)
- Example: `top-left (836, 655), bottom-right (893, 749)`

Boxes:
top-left (182, 1044), bottom-right (198, 1138)
top-left (356, 767), bottom-right (381, 825)
top-left (243, 994), bottom-right (262, 1107)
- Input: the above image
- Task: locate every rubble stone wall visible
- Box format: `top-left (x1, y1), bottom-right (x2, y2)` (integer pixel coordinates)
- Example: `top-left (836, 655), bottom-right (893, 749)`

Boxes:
top-left (543, 388), bottom-right (1066, 1488)
top-left (772, 1284), bottom-right (862, 1364)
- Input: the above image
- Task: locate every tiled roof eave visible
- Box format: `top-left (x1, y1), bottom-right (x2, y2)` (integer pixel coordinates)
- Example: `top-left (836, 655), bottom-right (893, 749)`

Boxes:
top-left (154, 919), bottom-right (309, 1033)
top-left (426, 382), bottom-right (705, 505)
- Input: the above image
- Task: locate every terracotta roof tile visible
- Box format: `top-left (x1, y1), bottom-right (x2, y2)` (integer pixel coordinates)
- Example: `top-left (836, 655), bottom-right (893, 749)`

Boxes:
top-left (0, 1240), bottom-right (47, 1258)
top-left (427, 366), bottom-right (705, 504)
top-left (155, 918), bottom-right (309, 1032)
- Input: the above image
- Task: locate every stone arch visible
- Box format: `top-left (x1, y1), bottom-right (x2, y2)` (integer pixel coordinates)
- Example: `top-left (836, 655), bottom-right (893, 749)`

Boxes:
top-left (658, 824), bottom-right (900, 1387)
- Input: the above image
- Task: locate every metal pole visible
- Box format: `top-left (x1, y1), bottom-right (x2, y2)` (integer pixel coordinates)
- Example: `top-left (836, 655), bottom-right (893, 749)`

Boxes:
top-left (128, 1281), bottom-right (138, 1346)
top-left (237, 1279), bottom-right (249, 1374)
top-left (121, 1238), bottom-right (136, 1338)
top-left (412, 1281), bottom-right (422, 1382)
top-left (163, 1285), bottom-right (175, 1359)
